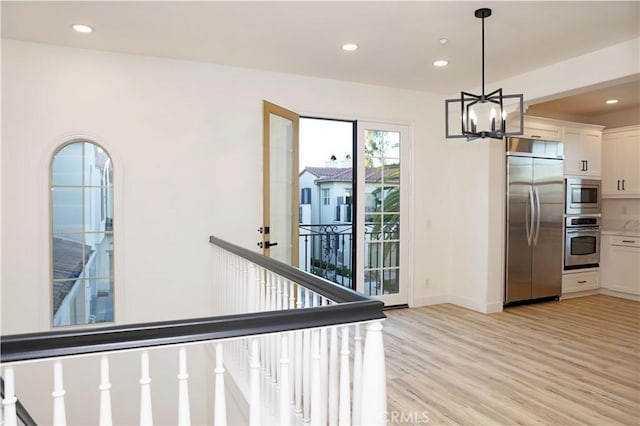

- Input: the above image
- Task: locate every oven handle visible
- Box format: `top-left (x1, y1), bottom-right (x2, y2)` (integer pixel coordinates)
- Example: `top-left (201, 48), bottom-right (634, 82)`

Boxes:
top-left (566, 228), bottom-right (601, 234)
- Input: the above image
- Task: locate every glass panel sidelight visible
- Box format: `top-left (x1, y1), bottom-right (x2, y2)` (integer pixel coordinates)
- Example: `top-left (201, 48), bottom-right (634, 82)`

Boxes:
top-left (363, 129), bottom-right (401, 297)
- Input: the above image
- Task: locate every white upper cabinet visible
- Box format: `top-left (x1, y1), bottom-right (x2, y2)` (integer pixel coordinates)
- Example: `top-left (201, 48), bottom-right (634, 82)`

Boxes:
top-left (602, 125), bottom-right (640, 198)
top-left (522, 119), bottom-right (563, 142)
top-left (563, 127), bottom-right (603, 177)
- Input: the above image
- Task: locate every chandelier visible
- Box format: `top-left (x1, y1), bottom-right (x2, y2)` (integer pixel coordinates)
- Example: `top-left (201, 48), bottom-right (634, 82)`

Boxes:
top-left (445, 8), bottom-right (524, 141)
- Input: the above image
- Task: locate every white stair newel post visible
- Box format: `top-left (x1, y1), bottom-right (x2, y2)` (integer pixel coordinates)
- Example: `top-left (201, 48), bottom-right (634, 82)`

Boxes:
top-left (360, 321), bottom-right (386, 426)
top-left (338, 327), bottom-right (351, 426)
top-left (352, 324), bottom-right (363, 426)
top-left (139, 351), bottom-right (153, 426)
top-left (99, 356), bottom-right (113, 426)
top-left (328, 327), bottom-right (339, 426)
top-left (178, 346), bottom-right (191, 426)
top-left (249, 339), bottom-right (262, 426)
top-left (52, 360), bottom-right (67, 426)
top-left (279, 335), bottom-right (292, 425)
top-left (310, 329), bottom-right (321, 426)
top-left (2, 366), bottom-right (17, 426)
top-left (214, 343), bottom-right (227, 426)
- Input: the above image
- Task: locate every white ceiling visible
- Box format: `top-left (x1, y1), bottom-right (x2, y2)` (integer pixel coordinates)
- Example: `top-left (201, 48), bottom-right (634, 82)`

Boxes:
top-left (2, 1), bottom-right (639, 114)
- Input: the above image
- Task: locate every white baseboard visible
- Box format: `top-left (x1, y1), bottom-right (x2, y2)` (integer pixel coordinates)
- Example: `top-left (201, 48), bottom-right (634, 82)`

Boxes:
top-left (412, 294), bottom-right (503, 314)
top-left (599, 288), bottom-right (640, 301)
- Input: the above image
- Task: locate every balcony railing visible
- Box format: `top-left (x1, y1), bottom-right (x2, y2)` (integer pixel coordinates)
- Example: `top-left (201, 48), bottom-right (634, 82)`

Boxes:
top-left (0, 235), bottom-right (387, 425)
top-left (298, 222), bottom-right (400, 296)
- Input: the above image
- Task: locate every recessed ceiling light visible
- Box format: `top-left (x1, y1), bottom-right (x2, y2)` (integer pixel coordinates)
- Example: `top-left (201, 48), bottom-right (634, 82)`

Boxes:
top-left (341, 43), bottom-right (359, 51)
top-left (605, 99), bottom-right (619, 104)
top-left (433, 60), bottom-right (449, 67)
top-left (439, 38), bottom-right (449, 45)
top-left (72, 24), bottom-right (94, 33)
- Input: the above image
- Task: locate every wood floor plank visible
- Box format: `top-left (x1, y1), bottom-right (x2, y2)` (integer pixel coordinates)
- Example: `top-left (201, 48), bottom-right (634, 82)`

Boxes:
top-left (384, 295), bottom-right (640, 425)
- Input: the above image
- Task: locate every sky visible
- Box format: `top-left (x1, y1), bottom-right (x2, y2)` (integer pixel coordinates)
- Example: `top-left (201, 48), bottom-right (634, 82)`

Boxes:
top-left (299, 118), bottom-right (353, 172)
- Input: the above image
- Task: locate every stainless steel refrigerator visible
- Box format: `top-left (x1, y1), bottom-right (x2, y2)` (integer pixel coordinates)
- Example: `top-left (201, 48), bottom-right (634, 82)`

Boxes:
top-left (505, 138), bottom-right (564, 304)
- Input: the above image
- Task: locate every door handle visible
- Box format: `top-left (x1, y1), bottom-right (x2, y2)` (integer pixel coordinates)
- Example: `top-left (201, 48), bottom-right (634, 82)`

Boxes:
top-left (533, 187), bottom-right (541, 246)
top-left (257, 241), bottom-right (278, 249)
top-left (526, 186), bottom-right (534, 246)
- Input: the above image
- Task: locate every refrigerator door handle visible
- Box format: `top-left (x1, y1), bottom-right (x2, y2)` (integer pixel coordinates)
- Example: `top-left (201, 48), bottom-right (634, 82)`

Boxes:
top-left (533, 187), bottom-right (541, 246)
top-left (526, 186), bottom-right (534, 246)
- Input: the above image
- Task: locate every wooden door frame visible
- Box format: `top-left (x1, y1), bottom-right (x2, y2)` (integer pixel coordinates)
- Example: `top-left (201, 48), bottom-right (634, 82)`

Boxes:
top-left (263, 100), bottom-right (300, 266)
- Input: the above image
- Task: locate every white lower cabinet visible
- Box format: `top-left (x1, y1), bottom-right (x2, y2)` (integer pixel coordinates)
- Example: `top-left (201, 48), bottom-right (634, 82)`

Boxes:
top-left (601, 235), bottom-right (640, 295)
top-left (562, 270), bottom-right (600, 294)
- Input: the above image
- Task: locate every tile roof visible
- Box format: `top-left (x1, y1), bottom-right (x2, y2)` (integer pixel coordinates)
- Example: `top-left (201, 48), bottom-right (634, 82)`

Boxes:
top-left (302, 166), bottom-right (398, 183)
top-left (52, 237), bottom-right (92, 314)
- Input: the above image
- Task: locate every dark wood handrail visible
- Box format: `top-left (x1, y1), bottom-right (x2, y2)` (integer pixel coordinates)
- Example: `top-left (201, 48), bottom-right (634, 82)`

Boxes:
top-left (0, 236), bottom-right (384, 363)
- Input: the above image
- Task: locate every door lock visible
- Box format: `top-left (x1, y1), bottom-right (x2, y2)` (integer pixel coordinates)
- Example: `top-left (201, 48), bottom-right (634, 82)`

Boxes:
top-left (257, 226), bottom-right (270, 234)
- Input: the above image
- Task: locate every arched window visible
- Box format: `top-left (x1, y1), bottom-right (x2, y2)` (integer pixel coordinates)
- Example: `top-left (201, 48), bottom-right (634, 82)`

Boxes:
top-left (51, 141), bottom-right (114, 327)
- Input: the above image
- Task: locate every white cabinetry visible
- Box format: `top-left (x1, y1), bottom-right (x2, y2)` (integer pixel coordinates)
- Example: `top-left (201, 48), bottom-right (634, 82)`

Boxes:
top-left (564, 127), bottom-right (603, 177)
top-left (601, 235), bottom-right (640, 295)
top-left (522, 119), bottom-right (563, 141)
top-left (562, 270), bottom-right (599, 294)
top-left (602, 126), bottom-right (640, 198)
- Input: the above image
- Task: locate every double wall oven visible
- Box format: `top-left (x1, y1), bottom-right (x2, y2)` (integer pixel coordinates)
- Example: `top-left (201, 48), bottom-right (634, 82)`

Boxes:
top-left (564, 178), bottom-right (601, 270)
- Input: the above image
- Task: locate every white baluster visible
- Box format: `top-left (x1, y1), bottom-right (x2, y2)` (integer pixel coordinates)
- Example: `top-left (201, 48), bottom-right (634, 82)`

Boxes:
top-left (279, 335), bottom-right (291, 425)
top-left (320, 327), bottom-right (328, 425)
top-left (302, 332), bottom-right (311, 422)
top-left (178, 347), bottom-right (191, 426)
top-left (289, 282), bottom-right (296, 310)
top-left (288, 330), bottom-right (295, 407)
top-left (310, 330), bottom-right (321, 426)
top-left (139, 351), bottom-right (153, 426)
top-left (294, 330), bottom-right (303, 417)
top-left (52, 360), bottom-right (67, 426)
top-left (328, 327), bottom-right (339, 426)
top-left (338, 327), bottom-right (351, 426)
top-left (296, 285), bottom-right (303, 310)
top-left (249, 339), bottom-right (262, 426)
top-left (214, 343), bottom-right (227, 426)
top-left (360, 321), bottom-right (386, 426)
top-left (99, 356), bottom-right (113, 426)
top-left (2, 366), bottom-right (17, 426)
top-left (352, 324), bottom-right (363, 426)
top-left (276, 277), bottom-right (283, 311)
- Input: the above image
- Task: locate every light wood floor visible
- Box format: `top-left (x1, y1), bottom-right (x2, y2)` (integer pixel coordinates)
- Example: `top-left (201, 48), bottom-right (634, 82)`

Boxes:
top-left (383, 295), bottom-right (640, 425)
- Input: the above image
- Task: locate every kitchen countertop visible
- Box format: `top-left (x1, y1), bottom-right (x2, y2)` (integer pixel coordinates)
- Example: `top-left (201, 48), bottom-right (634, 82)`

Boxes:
top-left (602, 229), bottom-right (640, 237)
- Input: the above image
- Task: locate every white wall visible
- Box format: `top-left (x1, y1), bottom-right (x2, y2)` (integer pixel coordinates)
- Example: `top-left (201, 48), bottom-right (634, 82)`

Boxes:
top-left (0, 40), bottom-right (449, 335)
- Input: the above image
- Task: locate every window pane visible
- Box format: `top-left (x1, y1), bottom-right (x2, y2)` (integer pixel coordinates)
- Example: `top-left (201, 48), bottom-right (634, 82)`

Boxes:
top-left (52, 143), bottom-right (83, 186)
top-left (383, 242), bottom-right (400, 267)
top-left (383, 268), bottom-right (400, 294)
top-left (85, 143), bottom-right (112, 186)
top-left (84, 187), bottom-right (113, 232)
top-left (365, 241), bottom-right (381, 269)
top-left (85, 233), bottom-right (113, 279)
top-left (52, 187), bottom-right (83, 233)
top-left (52, 279), bottom-right (84, 326)
top-left (382, 187), bottom-right (400, 212)
top-left (86, 278), bottom-right (114, 323)
top-left (52, 236), bottom-right (87, 280)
